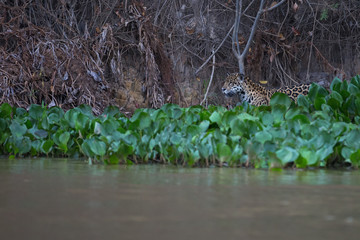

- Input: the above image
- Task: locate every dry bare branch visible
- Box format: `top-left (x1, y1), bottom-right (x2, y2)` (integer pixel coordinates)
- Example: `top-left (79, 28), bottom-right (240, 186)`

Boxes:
top-left (200, 48), bottom-right (216, 106)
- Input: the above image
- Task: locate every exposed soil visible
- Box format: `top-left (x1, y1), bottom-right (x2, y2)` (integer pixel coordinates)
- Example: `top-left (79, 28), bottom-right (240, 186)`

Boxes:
top-left (1, 1), bottom-right (359, 114)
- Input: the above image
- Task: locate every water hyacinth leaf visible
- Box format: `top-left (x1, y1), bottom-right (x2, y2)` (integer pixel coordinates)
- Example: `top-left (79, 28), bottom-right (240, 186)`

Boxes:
top-left (9, 121), bottom-right (27, 138)
top-left (216, 143), bottom-right (232, 162)
top-left (120, 131), bottom-right (138, 146)
top-left (200, 110), bottom-right (211, 121)
top-left (270, 92), bottom-right (292, 109)
top-left (254, 131), bottom-right (272, 144)
top-left (318, 131), bottom-right (336, 146)
top-left (299, 147), bottom-right (318, 166)
top-left (0, 103), bottom-right (13, 118)
top-left (28, 104), bottom-right (44, 120)
top-left (0, 119), bottom-right (8, 132)
top-left (330, 90), bottom-right (343, 102)
top-left (330, 77), bottom-right (342, 92)
top-left (81, 140), bottom-right (94, 157)
top-left (13, 116), bottom-right (28, 125)
top-left (166, 146), bottom-right (180, 162)
top-left (0, 131), bottom-right (9, 146)
top-left (297, 95), bottom-right (310, 109)
top-left (59, 132), bottom-right (70, 152)
top-left (129, 111), bottom-right (151, 130)
top-left (263, 141), bottom-right (276, 154)
top-left (350, 76), bottom-right (360, 90)
top-left (64, 109), bottom-right (79, 129)
top-left (332, 122), bottom-right (348, 137)
top-left (186, 124), bottom-right (201, 135)
top-left (150, 109), bottom-right (167, 122)
top-left (341, 147), bottom-right (352, 160)
top-left (308, 84), bottom-right (329, 102)
top-left (48, 113), bottom-right (61, 125)
top-left (199, 120), bottom-right (210, 132)
top-left (285, 108), bottom-right (301, 120)
top-left (276, 147), bottom-right (299, 165)
top-left (221, 111), bottom-right (237, 126)
top-left (48, 106), bottom-right (65, 116)
top-left (6, 136), bottom-right (18, 154)
top-left (117, 143), bottom-right (134, 159)
top-left (183, 112), bottom-right (195, 125)
top-left (238, 113), bottom-right (258, 121)
top-left (214, 129), bottom-right (227, 143)
top-left (312, 110), bottom-right (331, 121)
top-left (298, 124), bottom-right (311, 140)
top-left (35, 129), bottom-right (48, 139)
top-left (314, 97), bottom-right (326, 110)
top-left (316, 145), bottom-right (334, 162)
top-left (170, 133), bottom-right (182, 145)
top-left (355, 116), bottom-right (360, 125)
top-left (52, 131), bottom-right (62, 146)
top-left (327, 98), bottom-right (340, 110)
top-left (17, 137), bottom-right (32, 155)
top-left (149, 138), bottom-right (156, 150)
top-left (31, 140), bottom-right (41, 155)
top-left (78, 104), bottom-right (94, 118)
top-left (161, 104), bottom-right (183, 119)
top-left (338, 90), bottom-right (350, 102)
top-left (9, 136), bottom-right (30, 155)
top-left (40, 115), bottom-right (49, 130)
top-left (350, 149), bottom-right (360, 167)
top-left (103, 106), bottom-right (122, 118)
top-left (208, 105), bottom-right (223, 114)
top-left (343, 95), bottom-right (357, 115)
top-left (89, 138), bottom-right (107, 157)
top-left (185, 149), bottom-right (200, 166)
top-left (344, 129), bottom-right (360, 149)
top-left (347, 83), bottom-right (360, 95)
top-left (106, 155), bottom-right (120, 164)
top-left (48, 107), bottom-right (65, 124)
top-left (355, 98), bottom-right (360, 114)
top-left (93, 121), bottom-right (101, 135)
top-left (15, 108), bottom-right (27, 118)
top-left (260, 112), bottom-right (273, 126)
top-left (199, 143), bottom-right (211, 159)
top-left (209, 111), bottom-right (221, 123)
top-left (231, 145), bottom-right (243, 161)
top-left (41, 140), bottom-right (54, 154)
top-left (340, 80), bottom-right (348, 92)
top-left (229, 118), bottom-right (246, 136)
top-left (187, 105), bottom-right (204, 114)
top-left (170, 108), bottom-right (183, 120)
top-left (75, 113), bottom-right (90, 132)
top-left (308, 131), bottom-right (325, 148)
top-left (271, 105), bottom-right (286, 124)
top-left (139, 113), bottom-right (152, 130)
top-left (292, 114), bottom-right (310, 124)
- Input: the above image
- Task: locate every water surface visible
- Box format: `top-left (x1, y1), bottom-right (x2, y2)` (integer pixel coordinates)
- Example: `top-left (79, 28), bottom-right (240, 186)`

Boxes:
top-left (1, 158), bottom-right (360, 240)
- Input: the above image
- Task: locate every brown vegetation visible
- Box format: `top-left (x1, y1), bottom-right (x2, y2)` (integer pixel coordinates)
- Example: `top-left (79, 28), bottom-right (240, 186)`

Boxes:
top-left (0, 0), bottom-right (359, 113)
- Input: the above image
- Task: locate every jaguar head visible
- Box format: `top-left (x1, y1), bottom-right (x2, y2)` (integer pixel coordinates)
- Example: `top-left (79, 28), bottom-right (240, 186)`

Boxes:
top-left (222, 73), bottom-right (245, 97)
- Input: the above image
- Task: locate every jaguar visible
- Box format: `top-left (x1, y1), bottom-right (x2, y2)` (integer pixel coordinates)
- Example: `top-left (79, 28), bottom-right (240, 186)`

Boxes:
top-left (222, 73), bottom-right (311, 106)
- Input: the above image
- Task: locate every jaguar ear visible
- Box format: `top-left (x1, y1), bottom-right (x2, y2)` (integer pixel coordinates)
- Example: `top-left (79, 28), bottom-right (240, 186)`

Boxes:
top-left (226, 72), bottom-right (230, 76)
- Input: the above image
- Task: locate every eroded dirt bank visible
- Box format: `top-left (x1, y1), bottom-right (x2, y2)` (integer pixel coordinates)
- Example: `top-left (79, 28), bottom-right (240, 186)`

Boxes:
top-left (1, 1), bottom-right (359, 114)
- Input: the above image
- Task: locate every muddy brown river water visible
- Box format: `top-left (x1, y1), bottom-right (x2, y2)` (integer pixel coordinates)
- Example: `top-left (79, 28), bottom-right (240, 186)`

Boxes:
top-left (1, 158), bottom-right (360, 240)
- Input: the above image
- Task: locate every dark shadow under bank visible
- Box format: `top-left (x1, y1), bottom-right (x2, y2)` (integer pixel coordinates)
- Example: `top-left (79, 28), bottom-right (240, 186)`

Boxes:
top-left (0, 156), bottom-right (356, 170)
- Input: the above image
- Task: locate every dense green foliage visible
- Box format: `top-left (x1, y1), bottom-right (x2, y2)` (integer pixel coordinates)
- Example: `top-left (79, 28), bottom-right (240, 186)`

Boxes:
top-left (1, 76), bottom-right (360, 168)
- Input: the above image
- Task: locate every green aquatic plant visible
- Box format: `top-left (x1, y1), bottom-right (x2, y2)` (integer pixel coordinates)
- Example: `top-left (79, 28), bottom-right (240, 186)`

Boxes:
top-left (1, 75), bottom-right (360, 169)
